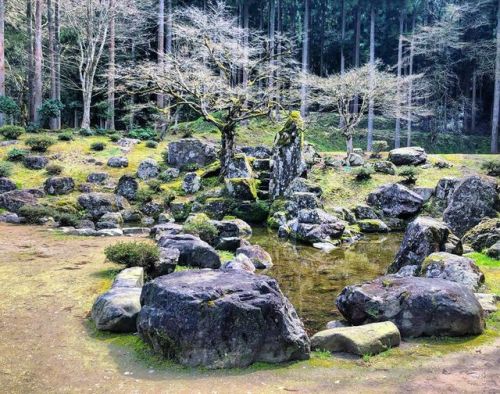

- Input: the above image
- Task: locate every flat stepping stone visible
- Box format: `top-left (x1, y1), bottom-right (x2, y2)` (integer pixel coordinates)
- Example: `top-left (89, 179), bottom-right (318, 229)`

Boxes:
top-left (311, 322), bottom-right (401, 356)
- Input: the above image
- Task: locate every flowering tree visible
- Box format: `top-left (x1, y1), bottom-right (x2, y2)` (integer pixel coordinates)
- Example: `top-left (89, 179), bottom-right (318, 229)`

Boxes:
top-left (125, 1), bottom-right (296, 176)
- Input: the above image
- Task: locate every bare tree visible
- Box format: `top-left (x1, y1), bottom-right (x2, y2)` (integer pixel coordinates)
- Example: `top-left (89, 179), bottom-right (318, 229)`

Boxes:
top-left (0, 0), bottom-right (5, 126)
top-left (105, 0), bottom-right (116, 130)
top-left (394, 10), bottom-right (405, 148)
top-left (32, 0), bottom-right (42, 124)
top-left (492, 0), bottom-right (500, 153)
top-left (306, 64), bottom-right (428, 155)
top-left (367, 4), bottom-right (375, 151)
top-left (124, 2), bottom-right (296, 176)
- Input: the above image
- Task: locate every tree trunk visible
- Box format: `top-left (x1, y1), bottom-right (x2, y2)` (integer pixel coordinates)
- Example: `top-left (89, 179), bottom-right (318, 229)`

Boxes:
top-left (81, 83), bottom-right (92, 130)
top-left (166, 0), bottom-right (172, 53)
top-left (367, 4), bottom-right (375, 151)
top-left (319, 0), bottom-right (326, 76)
top-left (33, 0), bottom-right (43, 124)
top-left (105, 0), bottom-right (116, 130)
top-left (74, 109), bottom-right (78, 129)
top-left (394, 11), bottom-right (404, 149)
top-left (55, 0), bottom-right (61, 128)
top-left (300, 0), bottom-right (310, 118)
top-left (129, 39), bottom-right (135, 130)
top-left (220, 126), bottom-right (236, 177)
top-left (406, 13), bottom-right (415, 147)
top-left (353, 3), bottom-right (361, 114)
top-left (157, 0), bottom-right (165, 109)
top-left (491, 0), bottom-right (500, 153)
top-left (48, 0), bottom-right (58, 130)
top-left (471, 70), bottom-right (477, 132)
top-left (346, 135), bottom-right (353, 154)
top-left (27, 0), bottom-right (34, 123)
top-left (269, 0), bottom-right (275, 96)
top-left (340, 0), bottom-right (345, 75)
top-left (0, 0), bottom-right (5, 127)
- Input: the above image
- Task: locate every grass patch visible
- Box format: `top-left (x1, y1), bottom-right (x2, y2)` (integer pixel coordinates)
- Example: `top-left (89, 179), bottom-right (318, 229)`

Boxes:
top-left (467, 252), bottom-right (500, 296)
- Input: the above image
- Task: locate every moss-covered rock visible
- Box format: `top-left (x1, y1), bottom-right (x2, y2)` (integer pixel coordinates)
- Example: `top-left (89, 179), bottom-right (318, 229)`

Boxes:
top-left (170, 199), bottom-right (193, 222)
top-left (357, 219), bottom-right (389, 233)
top-left (225, 178), bottom-right (259, 200)
top-left (462, 218), bottom-right (500, 252)
top-left (232, 200), bottom-right (270, 224)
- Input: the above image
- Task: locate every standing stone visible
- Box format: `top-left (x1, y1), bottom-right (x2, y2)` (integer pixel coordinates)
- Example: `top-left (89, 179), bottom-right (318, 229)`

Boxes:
top-left (443, 176), bottom-right (499, 237)
top-left (115, 175), bottom-right (139, 200)
top-left (137, 158), bottom-right (160, 180)
top-left (269, 112), bottom-right (306, 199)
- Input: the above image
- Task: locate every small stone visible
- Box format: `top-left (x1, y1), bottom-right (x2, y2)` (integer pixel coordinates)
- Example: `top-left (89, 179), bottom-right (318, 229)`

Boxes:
top-left (107, 157), bottom-right (129, 168)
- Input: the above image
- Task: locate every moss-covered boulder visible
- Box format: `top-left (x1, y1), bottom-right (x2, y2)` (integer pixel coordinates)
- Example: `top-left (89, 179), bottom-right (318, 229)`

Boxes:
top-left (231, 200), bottom-right (270, 224)
top-left (170, 199), bottom-right (193, 222)
top-left (358, 219), bottom-right (389, 233)
top-left (225, 178), bottom-right (258, 200)
top-left (462, 218), bottom-right (500, 252)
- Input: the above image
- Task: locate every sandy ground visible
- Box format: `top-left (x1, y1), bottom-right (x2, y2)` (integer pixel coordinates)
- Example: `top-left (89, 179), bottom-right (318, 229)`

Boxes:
top-left (0, 223), bottom-right (498, 394)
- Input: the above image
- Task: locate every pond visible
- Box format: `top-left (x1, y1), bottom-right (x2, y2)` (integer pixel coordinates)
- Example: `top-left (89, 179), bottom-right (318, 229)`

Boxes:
top-left (250, 227), bottom-right (403, 335)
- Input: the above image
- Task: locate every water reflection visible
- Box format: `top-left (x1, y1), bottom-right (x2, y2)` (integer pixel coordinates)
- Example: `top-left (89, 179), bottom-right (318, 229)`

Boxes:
top-left (250, 227), bottom-right (403, 334)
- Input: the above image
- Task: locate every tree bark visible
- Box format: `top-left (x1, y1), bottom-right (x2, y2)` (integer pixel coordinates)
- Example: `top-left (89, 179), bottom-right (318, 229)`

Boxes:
top-left (394, 10), bottom-right (404, 149)
top-left (269, 0), bottom-right (276, 95)
top-left (157, 0), bottom-right (165, 109)
top-left (300, 0), bottom-right (310, 118)
top-left (220, 126), bottom-right (236, 177)
top-left (367, 4), bottom-right (375, 151)
top-left (32, 0), bottom-right (43, 124)
top-left (319, 0), bottom-right (326, 76)
top-left (27, 0), bottom-right (34, 123)
top-left (491, 0), bottom-right (500, 153)
top-left (48, 0), bottom-right (58, 130)
top-left (105, 0), bottom-right (116, 130)
top-left (340, 0), bottom-right (345, 75)
top-left (0, 0), bottom-right (5, 127)
top-left (471, 70), bottom-right (477, 132)
top-left (55, 0), bottom-right (61, 128)
top-left (406, 13), bottom-right (415, 147)
top-left (353, 3), bottom-right (361, 113)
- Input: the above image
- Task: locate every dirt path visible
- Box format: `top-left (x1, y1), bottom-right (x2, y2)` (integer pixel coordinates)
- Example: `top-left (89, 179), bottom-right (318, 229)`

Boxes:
top-left (0, 224), bottom-right (498, 394)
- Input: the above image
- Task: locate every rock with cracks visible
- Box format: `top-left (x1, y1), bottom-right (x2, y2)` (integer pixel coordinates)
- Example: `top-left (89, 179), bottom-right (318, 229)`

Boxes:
top-left (137, 269), bottom-right (310, 368)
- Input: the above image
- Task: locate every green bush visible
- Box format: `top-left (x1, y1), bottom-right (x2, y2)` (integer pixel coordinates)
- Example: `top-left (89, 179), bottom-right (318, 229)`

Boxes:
top-left (353, 166), bottom-right (374, 181)
top-left (18, 205), bottom-right (55, 224)
top-left (25, 136), bottom-right (56, 152)
top-left (26, 123), bottom-right (40, 133)
top-left (147, 179), bottom-right (163, 193)
top-left (0, 162), bottom-right (13, 177)
top-left (79, 128), bottom-right (94, 137)
top-left (90, 142), bottom-right (106, 151)
top-left (136, 188), bottom-right (155, 203)
top-left (183, 213), bottom-right (218, 243)
top-left (108, 133), bottom-right (121, 142)
top-left (145, 140), bottom-right (158, 149)
top-left (104, 241), bottom-right (160, 268)
top-left (0, 96), bottom-right (19, 118)
top-left (0, 125), bottom-right (25, 140)
top-left (94, 128), bottom-right (108, 136)
top-left (128, 128), bottom-right (157, 141)
top-left (56, 212), bottom-right (80, 227)
top-left (57, 132), bottom-right (74, 141)
top-left (46, 163), bottom-right (63, 175)
top-left (398, 166), bottom-right (420, 184)
top-left (38, 99), bottom-right (64, 121)
top-left (371, 140), bottom-right (389, 157)
top-left (163, 189), bottom-right (177, 206)
top-left (6, 148), bottom-right (28, 162)
top-left (481, 160), bottom-right (500, 177)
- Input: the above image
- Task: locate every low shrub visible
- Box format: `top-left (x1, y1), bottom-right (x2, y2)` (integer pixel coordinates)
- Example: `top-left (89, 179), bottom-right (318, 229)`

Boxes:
top-left (6, 148), bottom-right (29, 162)
top-left (56, 212), bottom-right (80, 227)
top-left (128, 128), bottom-right (157, 141)
top-left (353, 166), bottom-right (374, 181)
top-left (94, 128), bottom-right (108, 136)
top-left (147, 179), bottom-right (163, 193)
top-left (104, 241), bottom-right (160, 268)
top-left (0, 125), bottom-right (25, 140)
top-left (18, 205), bottom-right (55, 224)
top-left (135, 188), bottom-right (155, 204)
top-left (25, 136), bottom-right (56, 152)
top-left (163, 189), bottom-right (177, 206)
top-left (371, 140), bottom-right (389, 158)
top-left (145, 140), bottom-right (158, 149)
top-left (481, 160), bottom-right (500, 177)
top-left (183, 213), bottom-right (218, 243)
top-left (46, 163), bottom-right (63, 176)
top-left (90, 142), bottom-right (106, 151)
top-left (108, 133), bottom-right (121, 142)
top-left (398, 166), bottom-right (420, 184)
top-left (0, 162), bottom-right (13, 177)
top-left (79, 128), bottom-right (94, 137)
top-left (57, 132), bottom-right (74, 141)
top-left (26, 123), bottom-right (40, 133)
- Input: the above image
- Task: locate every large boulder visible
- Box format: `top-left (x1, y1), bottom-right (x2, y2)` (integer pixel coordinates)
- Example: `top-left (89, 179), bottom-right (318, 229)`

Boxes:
top-left (311, 322), bottom-right (400, 356)
top-left (23, 155), bottom-right (49, 170)
top-left (281, 218), bottom-right (345, 244)
top-left (223, 254), bottom-right (256, 273)
top-left (87, 172), bottom-right (109, 184)
top-left (43, 176), bottom-right (75, 195)
top-left (358, 219), bottom-right (389, 233)
top-left (388, 147), bottom-right (427, 166)
top-left (0, 190), bottom-right (38, 213)
top-left (148, 247), bottom-right (180, 278)
top-left (269, 112), bottom-right (306, 199)
top-left (182, 172), bottom-right (201, 194)
top-left (212, 218), bottom-right (252, 239)
top-left (167, 138), bottom-right (217, 170)
top-left (0, 177), bottom-right (17, 194)
top-left (284, 178), bottom-right (323, 198)
top-left (235, 244), bottom-right (273, 269)
top-left (373, 161), bottom-right (396, 175)
top-left (336, 276), bottom-right (484, 338)
top-left (487, 241), bottom-right (500, 259)
top-left (157, 233), bottom-right (221, 269)
top-left (241, 145), bottom-right (272, 159)
top-left (346, 153), bottom-right (364, 167)
top-left (137, 270), bottom-right (310, 368)
top-left (389, 217), bottom-right (462, 273)
top-left (421, 252), bottom-right (484, 291)
top-left (91, 287), bottom-right (142, 333)
top-left (107, 156), bottom-right (129, 168)
top-left (115, 175), bottom-right (139, 200)
top-left (225, 178), bottom-right (257, 200)
top-left (443, 176), bottom-right (499, 237)
top-left (462, 218), bottom-right (500, 252)
top-left (137, 158), bottom-right (160, 180)
top-left (367, 183), bottom-right (423, 218)
top-left (77, 192), bottom-right (130, 220)
top-left (112, 267), bottom-right (144, 288)
top-left (96, 212), bottom-right (123, 230)
top-left (226, 154), bottom-right (253, 178)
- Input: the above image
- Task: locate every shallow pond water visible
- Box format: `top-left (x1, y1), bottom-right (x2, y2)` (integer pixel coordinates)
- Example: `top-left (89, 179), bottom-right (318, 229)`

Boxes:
top-left (250, 227), bottom-right (403, 334)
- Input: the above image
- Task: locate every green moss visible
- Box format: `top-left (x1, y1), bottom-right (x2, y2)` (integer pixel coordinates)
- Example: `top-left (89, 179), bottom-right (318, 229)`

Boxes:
top-left (231, 200), bottom-right (270, 223)
top-left (225, 177), bottom-right (259, 200)
top-left (217, 250), bottom-right (235, 263)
